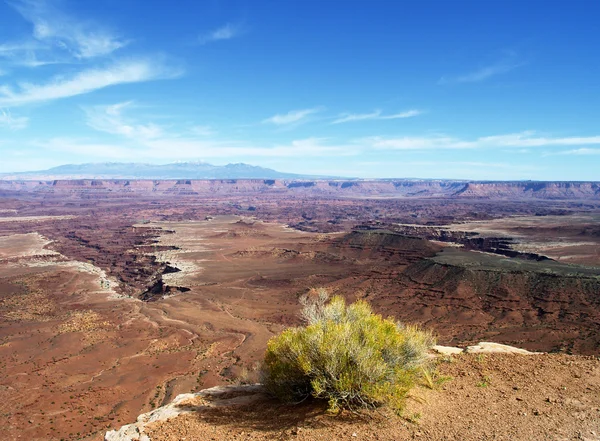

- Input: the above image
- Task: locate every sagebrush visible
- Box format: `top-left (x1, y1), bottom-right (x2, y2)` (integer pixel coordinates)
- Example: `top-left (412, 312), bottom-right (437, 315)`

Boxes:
top-left (262, 289), bottom-right (435, 412)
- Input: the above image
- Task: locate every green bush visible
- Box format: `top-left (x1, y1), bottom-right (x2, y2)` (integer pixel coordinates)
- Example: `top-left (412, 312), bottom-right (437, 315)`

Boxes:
top-left (262, 289), bottom-right (435, 413)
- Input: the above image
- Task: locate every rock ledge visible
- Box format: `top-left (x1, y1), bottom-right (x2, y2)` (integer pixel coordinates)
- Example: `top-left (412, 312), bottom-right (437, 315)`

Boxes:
top-left (105, 384), bottom-right (265, 441)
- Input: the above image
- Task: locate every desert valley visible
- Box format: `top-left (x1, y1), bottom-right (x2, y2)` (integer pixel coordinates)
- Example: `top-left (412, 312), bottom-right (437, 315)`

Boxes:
top-left (0, 177), bottom-right (599, 440)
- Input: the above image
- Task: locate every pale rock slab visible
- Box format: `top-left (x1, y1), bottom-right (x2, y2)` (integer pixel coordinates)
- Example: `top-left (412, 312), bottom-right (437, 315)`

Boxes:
top-left (105, 384), bottom-right (265, 441)
top-left (465, 342), bottom-right (541, 355)
top-left (431, 345), bottom-right (464, 355)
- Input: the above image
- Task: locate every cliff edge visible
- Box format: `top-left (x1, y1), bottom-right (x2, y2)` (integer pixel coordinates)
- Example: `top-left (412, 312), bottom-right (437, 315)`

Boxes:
top-left (105, 344), bottom-right (600, 441)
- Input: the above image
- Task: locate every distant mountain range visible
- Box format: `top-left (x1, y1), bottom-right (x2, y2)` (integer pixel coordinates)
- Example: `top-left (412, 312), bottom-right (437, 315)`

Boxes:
top-left (0, 162), bottom-right (334, 180)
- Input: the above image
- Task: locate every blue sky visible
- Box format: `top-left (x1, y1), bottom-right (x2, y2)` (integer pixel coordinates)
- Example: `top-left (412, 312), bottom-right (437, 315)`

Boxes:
top-left (0, 0), bottom-right (599, 180)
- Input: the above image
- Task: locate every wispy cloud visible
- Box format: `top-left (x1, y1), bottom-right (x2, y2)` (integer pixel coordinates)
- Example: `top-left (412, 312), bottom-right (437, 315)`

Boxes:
top-left (0, 42), bottom-right (38, 55)
top-left (32, 137), bottom-right (137, 159)
top-left (365, 131), bottom-right (600, 151)
top-left (0, 42), bottom-right (68, 67)
top-left (439, 52), bottom-right (523, 84)
top-left (198, 23), bottom-right (241, 44)
top-left (478, 132), bottom-right (600, 147)
top-left (549, 148), bottom-right (600, 156)
top-left (263, 107), bottom-right (322, 125)
top-left (332, 109), bottom-right (422, 124)
top-left (82, 103), bottom-right (347, 160)
top-left (189, 125), bottom-right (215, 136)
top-left (404, 161), bottom-right (538, 170)
top-left (381, 110), bottom-right (422, 119)
top-left (84, 101), bottom-right (164, 140)
top-left (0, 59), bottom-right (181, 107)
top-left (357, 160), bottom-right (538, 172)
top-left (38, 135), bottom-right (349, 161)
top-left (0, 109), bottom-right (28, 130)
top-left (9, 0), bottom-right (128, 60)
top-left (366, 136), bottom-right (474, 150)
top-left (143, 137), bottom-right (351, 158)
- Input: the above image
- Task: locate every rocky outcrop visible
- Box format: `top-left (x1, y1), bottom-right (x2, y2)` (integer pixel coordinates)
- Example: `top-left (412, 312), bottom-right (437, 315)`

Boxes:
top-left (383, 254), bottom-right (600, 354)
top-left (432, 342), bottom-right (541, 355)
top-left (387, 224), bottom-right (552, 261)
top-left (105, 384), bottom-right (266, 441)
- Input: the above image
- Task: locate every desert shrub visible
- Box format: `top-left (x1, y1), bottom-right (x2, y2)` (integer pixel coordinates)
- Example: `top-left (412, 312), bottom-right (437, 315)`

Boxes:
top-left (262, 289), bottom-right (435, 413)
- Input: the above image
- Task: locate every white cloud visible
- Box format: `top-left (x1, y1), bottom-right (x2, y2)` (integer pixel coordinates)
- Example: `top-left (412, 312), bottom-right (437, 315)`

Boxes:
top-left (35, 135), bottom-right (349, 161)
top-left (263, 107), bottom-right (322, 125)
top-left (142, 136), bottom-right (350, 159)
top-left (84, 101), bottom-right (164, 140)
top-left (0, 42), bottom-right (39, 54)
top-left (479, 132), bottom-right (600, 147)
top-left (403, 161), bottom-right (537, 170)
top-left (549, 148), bottom-right (600, 156)
top-left (0, 42), bottom-right (70, 67)
top-left (0, 59), bottom-right (180, 107)
top-left (189, 125), bottom-right (215, 136)
top-left (439, 52), bottom-right (523, 84)
top-left (9, 0), bottom-right (128, 59)
top-left (366, 135), bottom-right (474, 150)
top-left (366, 131), bottom-right (600, 151)
top-left (258, 138), bottom-right (353, 157)
top-left (0, 109), bottom-right (28, 130)
top-left (381, 110), bottom-right (422, 119)
top-left (82, 103), bottom-right (347, 159)
top-left (454, 64), bottom-right (516, 83)
top-left (332, 110), bottom-right (381, 124)
top-left (332, 109), bottom-right (422, 124)
top-left (33, 137), bottom-right (136, 159)
top-left (198, 23), bottom-right (241, 44)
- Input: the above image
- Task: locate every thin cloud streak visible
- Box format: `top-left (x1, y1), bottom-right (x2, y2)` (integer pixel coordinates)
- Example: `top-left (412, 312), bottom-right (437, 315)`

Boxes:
top-left (381, 110), bottom-right (422, 119)
top-left (365, 131), bottom-right (600, 151)
top-left (439, 52), bottom-right (523, 84)
top-left (9, 0), bottom-right (128, 59)
top-left (548, 148), bottom-right (600, 156)
top-left (82, 103), bottom-right (349, 159)
top-left (84, 101), bottom-right (164, 140)
top-left (189, 125), bottom-right (216, 136)
top-left (0, 59), bottom-right (181, 107)
top-left (332, 109), bottom-right (422, 124)
top-left (263, 107), bottom-right (322, 125)
top-left (198, 23), bottom-right (241, 44)
top-left (0, 109), bottom-right (28, 129)
top-left (36, 136), bottom-right (351, 160)
top-left (0, 42), bottom-right (71, 67)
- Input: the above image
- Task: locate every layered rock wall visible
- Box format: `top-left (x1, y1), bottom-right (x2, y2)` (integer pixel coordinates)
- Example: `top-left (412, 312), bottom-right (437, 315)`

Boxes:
top-left (1, 179), bottom-right (599, 199)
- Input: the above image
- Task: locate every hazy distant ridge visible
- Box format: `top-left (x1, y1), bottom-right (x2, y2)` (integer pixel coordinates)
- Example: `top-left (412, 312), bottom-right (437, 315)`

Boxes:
top-left (0, 162), bottom-right (327, 180)
top-left (0, 175), bottom-right (598, 200)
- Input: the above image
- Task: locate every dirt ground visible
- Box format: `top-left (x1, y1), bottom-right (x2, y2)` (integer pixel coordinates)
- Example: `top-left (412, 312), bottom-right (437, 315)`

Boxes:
top-left (144, 353), bottom-right (600, 441)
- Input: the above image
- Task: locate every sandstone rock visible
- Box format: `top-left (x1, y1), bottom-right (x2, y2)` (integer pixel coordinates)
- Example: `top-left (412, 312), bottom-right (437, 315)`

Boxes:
top-left (432, 345), bottom-right (464, 355)
top-left (105, 384), bottom-right (265, 441)
top-left (466, 342), bottom-right (541, 355)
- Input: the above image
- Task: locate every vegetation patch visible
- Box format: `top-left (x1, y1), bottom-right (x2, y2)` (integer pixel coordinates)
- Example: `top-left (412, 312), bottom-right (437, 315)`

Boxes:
top-left (262, 289), bottom-right (435, 413)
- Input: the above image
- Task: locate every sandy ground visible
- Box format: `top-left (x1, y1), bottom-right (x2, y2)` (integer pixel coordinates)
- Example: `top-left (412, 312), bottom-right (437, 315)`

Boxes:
top-left (144, 353), bottom-right (600, 441)
top-left (0, 215), bottom-right (77, 223)
top-left (0, 232), bottom-right (61, 260)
